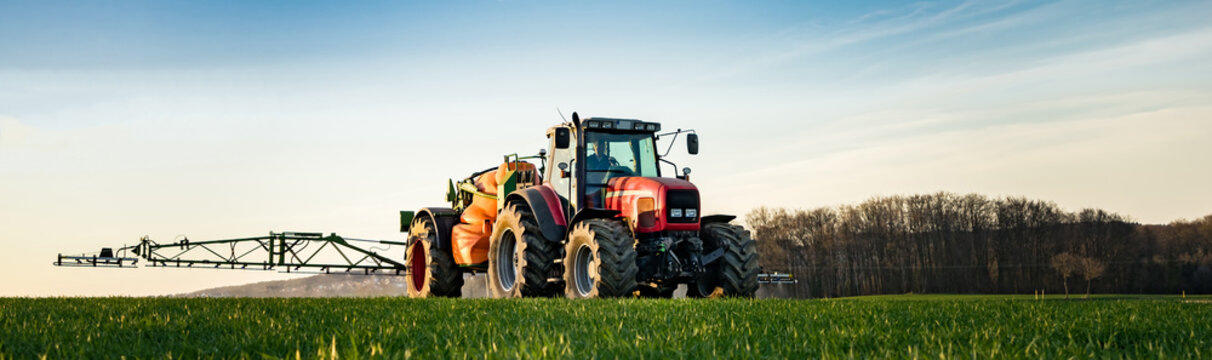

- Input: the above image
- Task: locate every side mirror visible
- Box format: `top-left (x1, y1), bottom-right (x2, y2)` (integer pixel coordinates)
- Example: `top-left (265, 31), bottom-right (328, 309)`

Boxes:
top-left (555, 128), bottom-right (570, 149)
top-left (686, 133), bottom-right (699, 155)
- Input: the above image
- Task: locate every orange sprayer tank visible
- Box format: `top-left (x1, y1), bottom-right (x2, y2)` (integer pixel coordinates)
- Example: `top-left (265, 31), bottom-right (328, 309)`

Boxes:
top-left (450, 161), bottom-right (540, 265)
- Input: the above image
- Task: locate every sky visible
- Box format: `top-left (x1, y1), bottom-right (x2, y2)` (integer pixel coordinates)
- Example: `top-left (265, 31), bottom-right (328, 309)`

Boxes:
top-left (2, 0), bottom-right (1211, 296)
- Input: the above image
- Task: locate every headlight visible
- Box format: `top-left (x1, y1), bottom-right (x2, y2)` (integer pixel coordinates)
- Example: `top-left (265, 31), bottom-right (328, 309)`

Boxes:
top-left (670, 208), bottom-right (683, 218)
top-left (637, 197), bottom-right (656, 228)
top-left (686, 209), bottom-right (697, 218)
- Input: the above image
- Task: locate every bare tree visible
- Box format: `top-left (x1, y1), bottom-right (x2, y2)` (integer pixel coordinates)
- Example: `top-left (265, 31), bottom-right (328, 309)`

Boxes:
top-left (1080, 257), bottom-right (1107, 299)
top-left (1051, 253), bottom-right (1082, 299)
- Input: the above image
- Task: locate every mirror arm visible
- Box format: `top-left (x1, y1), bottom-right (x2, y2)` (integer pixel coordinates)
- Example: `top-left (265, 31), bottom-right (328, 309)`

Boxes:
top-left (656, 129), bottom-right (696, 157)
top-left (538, 150), bottom-right (547, 175)
top-left (660, 132), bottom-right (680, 157)
top-left (655, 128), bottom-right (695, 137)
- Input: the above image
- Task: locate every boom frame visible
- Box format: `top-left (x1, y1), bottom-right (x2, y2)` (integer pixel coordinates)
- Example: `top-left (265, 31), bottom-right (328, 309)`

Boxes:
top-left (55, 232), bottom-right (409, 275)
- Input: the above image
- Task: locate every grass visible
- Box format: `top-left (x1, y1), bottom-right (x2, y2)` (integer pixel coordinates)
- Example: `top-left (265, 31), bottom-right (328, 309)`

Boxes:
top-left (1, 295), bottom-right (1209, 359)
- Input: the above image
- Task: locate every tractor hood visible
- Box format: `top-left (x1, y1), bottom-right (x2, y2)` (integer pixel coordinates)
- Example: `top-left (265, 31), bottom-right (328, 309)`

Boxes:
top-left (604, 177), bottom-right (700, 233)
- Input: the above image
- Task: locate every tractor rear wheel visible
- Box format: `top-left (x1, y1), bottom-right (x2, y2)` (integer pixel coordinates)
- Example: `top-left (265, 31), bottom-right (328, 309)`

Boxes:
top-left (406, 216), bottom-right (463, 298)
top-left (487, 202), bottom-right (561, 298)
top-left (564, 219), bottom-right (637, 298)
top-left (688, 223), bottom-right (759, 298)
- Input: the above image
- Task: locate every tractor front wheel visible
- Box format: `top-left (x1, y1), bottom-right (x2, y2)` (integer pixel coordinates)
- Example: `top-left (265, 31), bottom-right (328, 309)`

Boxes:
top-left (406, 216), bottom-right (463, 298)
top-left (688, 223), bottom-right (759, 298)
top-left (564, 219), bottom-right (637, 298)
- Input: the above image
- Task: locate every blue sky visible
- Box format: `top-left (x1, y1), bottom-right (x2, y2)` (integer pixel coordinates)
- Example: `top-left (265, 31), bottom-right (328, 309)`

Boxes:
top-left (2, 0), bottom-right (1211, 295)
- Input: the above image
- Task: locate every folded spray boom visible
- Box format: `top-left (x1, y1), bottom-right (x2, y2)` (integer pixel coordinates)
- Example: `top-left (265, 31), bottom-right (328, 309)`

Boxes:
top-left (55, 232), bottom-right (409, 275)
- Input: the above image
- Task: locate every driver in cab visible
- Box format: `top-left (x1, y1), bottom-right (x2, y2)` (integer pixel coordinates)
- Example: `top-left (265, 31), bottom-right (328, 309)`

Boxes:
top-left (585, 138), bottom-right (620, 208)
top-left (586, 138), bottom-right (619, 171)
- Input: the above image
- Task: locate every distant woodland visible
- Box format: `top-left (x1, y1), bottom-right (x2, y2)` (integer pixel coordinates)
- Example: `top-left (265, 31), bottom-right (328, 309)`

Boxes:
top-left (748, 193), bottom-right (1212, 298)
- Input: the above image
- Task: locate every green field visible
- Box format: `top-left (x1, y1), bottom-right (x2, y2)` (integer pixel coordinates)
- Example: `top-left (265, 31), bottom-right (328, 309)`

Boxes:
top-left (1, 295), bottom-right (1209, 359)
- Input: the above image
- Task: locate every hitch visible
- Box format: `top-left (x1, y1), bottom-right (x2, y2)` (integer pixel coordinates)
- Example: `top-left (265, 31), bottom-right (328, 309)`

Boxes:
top-left (700, 247), bottom-right (725, 265)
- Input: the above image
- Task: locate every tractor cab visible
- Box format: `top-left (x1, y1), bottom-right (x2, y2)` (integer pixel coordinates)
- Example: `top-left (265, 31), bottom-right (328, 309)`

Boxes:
top-left (544, 115), bottom-right (700, 232)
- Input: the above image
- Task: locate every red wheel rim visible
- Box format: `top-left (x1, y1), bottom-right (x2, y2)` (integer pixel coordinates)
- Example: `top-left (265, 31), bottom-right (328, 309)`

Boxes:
top-left (410, 243), bottom-right (426, 292)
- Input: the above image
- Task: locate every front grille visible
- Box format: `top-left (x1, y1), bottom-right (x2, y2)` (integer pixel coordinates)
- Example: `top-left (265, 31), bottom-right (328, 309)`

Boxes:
top-left (666, 189), bottom-right (699, 223)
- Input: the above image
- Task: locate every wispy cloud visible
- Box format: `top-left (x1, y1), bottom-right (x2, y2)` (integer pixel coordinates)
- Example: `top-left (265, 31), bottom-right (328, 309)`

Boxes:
top-left (678, 1), bottom-right (1033, 87)
top-left (688, 1), bottom-right (1212, 223)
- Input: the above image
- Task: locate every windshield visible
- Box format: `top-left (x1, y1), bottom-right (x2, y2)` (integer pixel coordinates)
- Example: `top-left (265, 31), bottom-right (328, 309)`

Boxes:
top-left (584, 132), bottom-right (659, 177)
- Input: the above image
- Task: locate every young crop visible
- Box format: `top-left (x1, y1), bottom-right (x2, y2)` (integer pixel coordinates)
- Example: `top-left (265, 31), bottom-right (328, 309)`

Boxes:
top-left (0, 295), bottom-right (1208, 359)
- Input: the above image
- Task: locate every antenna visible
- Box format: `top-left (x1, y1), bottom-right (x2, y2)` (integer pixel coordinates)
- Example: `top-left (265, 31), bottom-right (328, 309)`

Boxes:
top-left (557, 108), bottom-right (568, 122)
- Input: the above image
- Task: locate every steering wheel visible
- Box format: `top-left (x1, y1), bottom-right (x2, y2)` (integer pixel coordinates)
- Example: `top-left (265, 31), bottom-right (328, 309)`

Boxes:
top-left (605, 165), bottom-right (635, 177)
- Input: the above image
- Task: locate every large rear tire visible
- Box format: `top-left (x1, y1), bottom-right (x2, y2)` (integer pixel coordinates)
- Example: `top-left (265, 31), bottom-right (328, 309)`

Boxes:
top-left (487, 202), bottom-right (562, 298)
top-left (406, 216), bottom-right (463, 298)
top-left (687, 223), bottom-right (759, 298)
top-left (564, 219), bottom-right (637, 298)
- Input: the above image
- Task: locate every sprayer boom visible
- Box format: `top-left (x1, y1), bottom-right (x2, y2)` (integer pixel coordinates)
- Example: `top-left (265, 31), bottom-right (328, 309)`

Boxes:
top-left (55, 231), bottom-right (409, 275)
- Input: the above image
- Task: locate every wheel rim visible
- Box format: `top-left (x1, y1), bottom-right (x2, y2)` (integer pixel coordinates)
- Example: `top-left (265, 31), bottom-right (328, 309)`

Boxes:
top-left (496, 229), bottom-right (518, 292)
top-left (574, 244), bottom-right (595, 297)
top-left (410, 242), bottom-right (426, 292)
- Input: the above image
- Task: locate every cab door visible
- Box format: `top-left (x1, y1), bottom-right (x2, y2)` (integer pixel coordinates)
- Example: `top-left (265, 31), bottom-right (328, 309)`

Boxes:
top-left (545, 128), bottom-right (576, 209)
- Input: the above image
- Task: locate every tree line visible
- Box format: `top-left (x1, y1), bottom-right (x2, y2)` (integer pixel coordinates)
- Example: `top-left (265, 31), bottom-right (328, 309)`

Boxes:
top-left (747, 192), bottom-right (1212, 298)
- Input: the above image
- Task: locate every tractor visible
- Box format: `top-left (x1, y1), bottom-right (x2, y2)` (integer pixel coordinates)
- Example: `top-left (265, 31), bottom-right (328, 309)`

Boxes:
top-left (402, 113), bottom-right (760, 298)
top-left (52, 112), bottom-right (762, 299)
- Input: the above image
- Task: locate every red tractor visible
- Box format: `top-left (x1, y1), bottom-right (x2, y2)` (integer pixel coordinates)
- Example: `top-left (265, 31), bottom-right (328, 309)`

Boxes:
top-left (402, 113), bottom-right (759, 298)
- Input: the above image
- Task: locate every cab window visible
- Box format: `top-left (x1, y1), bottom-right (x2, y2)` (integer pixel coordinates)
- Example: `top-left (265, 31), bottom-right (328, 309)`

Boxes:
top-left (584, 132), bottom-right (658, 177)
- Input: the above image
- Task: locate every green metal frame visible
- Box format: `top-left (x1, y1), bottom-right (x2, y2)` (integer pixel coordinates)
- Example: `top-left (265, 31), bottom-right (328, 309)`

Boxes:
top-left (57, 232), bottom-right (409, 275)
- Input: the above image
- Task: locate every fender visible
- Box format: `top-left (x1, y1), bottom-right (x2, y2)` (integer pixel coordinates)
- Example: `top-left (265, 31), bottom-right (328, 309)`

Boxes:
top-left (700, 214), bottom-right (737, 225)
top-left (570, 208), bottom-right (622, 228)
top-left (406, 207), bottom-right (460, 253)
top-left (503, 186), bottom-right (567, 241)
